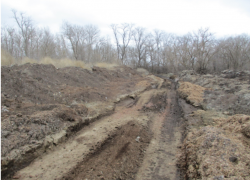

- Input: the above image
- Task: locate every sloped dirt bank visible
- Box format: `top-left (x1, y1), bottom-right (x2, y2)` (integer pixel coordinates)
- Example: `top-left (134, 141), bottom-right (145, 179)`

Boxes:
top-left (9, 89), bottom-right (170, 180)
top-left (4, 70), bottom-right (188, 180)
top-left (3, 64), bottom-right (193, 180)
top-left (61, 121), bottom-right (152, 180)
top-left (179, 70), bottom-right (250, 115)
top-left (2, 64), bottom-right (162, 179)
top-left (177, 71), bottom-right (250, 179)
top-left (178, 114), bottom-right (250, 179)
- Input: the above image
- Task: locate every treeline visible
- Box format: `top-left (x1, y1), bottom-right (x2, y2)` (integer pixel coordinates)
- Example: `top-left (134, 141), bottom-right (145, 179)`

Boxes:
top-left (2, 10), bottom-right (250, 74)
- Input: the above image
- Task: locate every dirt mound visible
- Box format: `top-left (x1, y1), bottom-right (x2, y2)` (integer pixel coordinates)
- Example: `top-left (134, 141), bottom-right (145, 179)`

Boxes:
top-left (179, 115), bottom-right (250, 179)
top-left (179, 70), bottom-right (250, 115)
top-left (177, 81), bottom-right (206, 107)
top-left (1, 63), bottom-right (159, 178)
top-left (177, 71), bottom-right (250, 179)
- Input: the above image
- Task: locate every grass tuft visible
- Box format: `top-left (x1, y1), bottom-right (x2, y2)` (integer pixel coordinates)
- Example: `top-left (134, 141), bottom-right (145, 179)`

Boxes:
top-left (1, 49), bottom-right (15, 66)
top-left (94, 62), bottom-right (118, 69)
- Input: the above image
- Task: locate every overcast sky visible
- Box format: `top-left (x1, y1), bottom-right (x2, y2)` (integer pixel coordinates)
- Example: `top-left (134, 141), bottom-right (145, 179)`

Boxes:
top-left (1, 0), bottom-right (250, 38)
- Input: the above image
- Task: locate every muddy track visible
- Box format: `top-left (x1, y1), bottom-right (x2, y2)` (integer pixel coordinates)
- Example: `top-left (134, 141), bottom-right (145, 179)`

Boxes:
top-left (9, 79), bottom-right (187, 180)
top-left (136, 81), bottom-right (185, 180)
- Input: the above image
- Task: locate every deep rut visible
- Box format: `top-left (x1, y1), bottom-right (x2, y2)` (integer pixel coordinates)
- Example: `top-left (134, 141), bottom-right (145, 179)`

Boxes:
top-left (136, 82), bottom-right (184, 180)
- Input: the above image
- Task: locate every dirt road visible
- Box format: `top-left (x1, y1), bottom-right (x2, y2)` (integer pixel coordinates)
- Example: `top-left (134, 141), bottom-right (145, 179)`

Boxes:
top-left (10, 80), bottom-right (184, 180)
top-left (2, 64), bottom-right (187, 180)
top-left (136, 82), bottom-right (184, 180)
top-left (3, 65), bottom-right (250, 180)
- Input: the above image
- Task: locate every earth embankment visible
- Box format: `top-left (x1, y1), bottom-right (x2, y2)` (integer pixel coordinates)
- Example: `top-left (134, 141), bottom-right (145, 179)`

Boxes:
top-left (2, 64), bottom-right (185, 180)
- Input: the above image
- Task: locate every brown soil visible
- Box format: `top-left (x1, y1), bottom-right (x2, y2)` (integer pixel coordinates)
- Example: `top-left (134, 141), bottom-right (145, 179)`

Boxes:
top-left (62, 121), bottom-right (151, 180)
top-left (5, 65), bottom-right (249, 180)
top-left (178, 71), bottom-right (250, 179)
top-left (1, 64), bottom-right (152, 178)
top-left (136, 82), bottom-right (185, 180)
top-left (2, 64), bottom-right (186, 180)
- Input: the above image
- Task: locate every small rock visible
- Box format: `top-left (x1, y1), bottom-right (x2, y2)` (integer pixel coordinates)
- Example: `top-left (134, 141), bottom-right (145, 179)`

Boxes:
top-left (17, 114), bottom-right (22, 117)
top-left (135, 136), bottom-right (140, 142)
top-left (213, 175), bottom-right (224, 180)
top-left (229, 156), bottom-right (238, 163)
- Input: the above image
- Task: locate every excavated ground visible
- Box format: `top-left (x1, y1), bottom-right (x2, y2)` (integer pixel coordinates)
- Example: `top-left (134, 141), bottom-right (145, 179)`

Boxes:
top-left (177, 70), bottom-right (250, 179)
top-left (4, 65), bottom-right (249, 180)
top-left (2, 64), bottom-right (186, 180)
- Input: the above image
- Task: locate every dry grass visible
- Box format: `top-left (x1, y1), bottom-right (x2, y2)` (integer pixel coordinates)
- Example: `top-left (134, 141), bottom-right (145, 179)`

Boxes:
top-left (1, 49), bottom-right (15, 66)
top-left (94, 62), bottom-right (118, 70)
top-left (21, 57), bottom-right (38, 64)
top-left (188, 110), bottom-right (226, 128)
top-left (136, 68), bottom-right (149, 76)
top-left (215, 114), bottom-right (250, 138)
top-left (39, 57), bottom-right (91, 70)
top-left (1, 53), bottom-right (119, 71)
top-left (177, 81), bottom-right (206, 107)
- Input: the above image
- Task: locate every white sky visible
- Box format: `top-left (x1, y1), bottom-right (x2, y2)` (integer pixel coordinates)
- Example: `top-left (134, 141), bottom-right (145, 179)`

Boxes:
top-left (1, 0), bottom-right (250, 38)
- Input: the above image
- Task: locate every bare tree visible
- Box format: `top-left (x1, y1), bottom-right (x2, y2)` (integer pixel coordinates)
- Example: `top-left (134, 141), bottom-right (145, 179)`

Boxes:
top-left (3, 10), bottom-right (250, 73)
top-left (220, 35), bottom-right (250, 71)
top-left (146, 33), bottom-right (157, 72)
top-left (153, 29), bottom-right (165, 72)
top-left (85, 25), bottom-right (100, 63)
top-left (62, 22), bottom-right (86, 60)
top-left (193, 28), bottom-right (216, 73)
top-left (94, 37), bottom-right (117, 63)
top-left (132, 27), bottom-right (148, 67)
top-left (12, 9), bottom-right (36, 57)
top-left (110, 23), bottom-right (134, 64)
top-left (176, 34), bottom-right (196, 70)
top-left (55, 34), bottom-right (70, 59)
top-left (40, 28), bottom-right (56, 58)
top-left (1, 27), bottom-right (16, 55)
